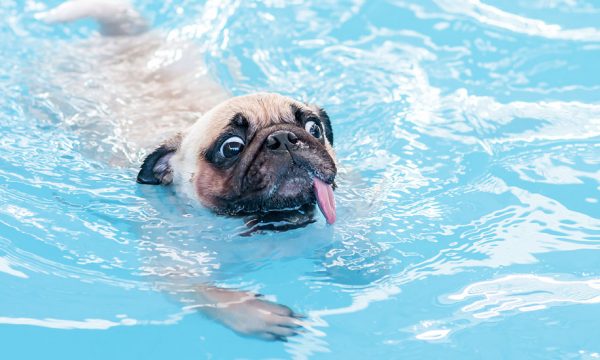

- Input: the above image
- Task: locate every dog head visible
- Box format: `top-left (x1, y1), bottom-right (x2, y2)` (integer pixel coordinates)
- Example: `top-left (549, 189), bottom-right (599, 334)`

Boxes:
top-left (137, 93), bottom-right (337, 223)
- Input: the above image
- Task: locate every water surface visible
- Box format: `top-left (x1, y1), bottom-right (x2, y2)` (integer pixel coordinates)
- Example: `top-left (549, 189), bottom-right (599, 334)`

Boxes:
top-left (1, 0), bottom-right (599, 359)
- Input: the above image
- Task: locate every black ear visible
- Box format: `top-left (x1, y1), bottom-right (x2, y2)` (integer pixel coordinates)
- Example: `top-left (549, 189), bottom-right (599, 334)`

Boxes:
top-left (316, 106), bottom-right (333, 146)
top-left (137, 134), bottom-right (182, 185)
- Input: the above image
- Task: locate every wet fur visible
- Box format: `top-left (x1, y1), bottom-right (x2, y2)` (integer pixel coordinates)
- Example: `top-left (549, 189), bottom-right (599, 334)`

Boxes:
top-left (140, 93), bottom-right (337, 215)
top-left (41, 0), bottom-right (336, 342)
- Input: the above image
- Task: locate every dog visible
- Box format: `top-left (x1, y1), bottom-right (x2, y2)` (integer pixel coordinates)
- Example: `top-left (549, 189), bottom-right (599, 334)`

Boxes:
top-left (39, 0), bottom-right (337, 341)
top-left (136, 93), bottom-right (337, 224)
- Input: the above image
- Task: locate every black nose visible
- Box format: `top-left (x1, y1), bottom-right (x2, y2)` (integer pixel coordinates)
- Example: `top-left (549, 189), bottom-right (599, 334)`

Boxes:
top-left (265, 130), bottom-right (298, 151)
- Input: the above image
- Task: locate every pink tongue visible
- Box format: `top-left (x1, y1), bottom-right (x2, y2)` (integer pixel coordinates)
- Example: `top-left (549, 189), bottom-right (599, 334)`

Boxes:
top-left (313, 178), bottom-right (336, 224)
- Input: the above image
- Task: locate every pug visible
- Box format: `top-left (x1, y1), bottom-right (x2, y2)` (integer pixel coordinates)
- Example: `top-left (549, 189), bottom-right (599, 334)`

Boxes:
top-left (136, 93), bottom-right (337, 224)
top-left (40, 1), bottom-right (337, 341)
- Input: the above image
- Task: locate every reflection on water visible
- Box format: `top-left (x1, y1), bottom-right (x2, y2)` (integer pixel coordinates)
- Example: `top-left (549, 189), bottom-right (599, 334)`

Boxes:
top-left (1, 0), bottom-right (599, 358)
top-left (449, 274), bottom-right (600, 317)
top-left (410, 274), bottom-right (600, 341)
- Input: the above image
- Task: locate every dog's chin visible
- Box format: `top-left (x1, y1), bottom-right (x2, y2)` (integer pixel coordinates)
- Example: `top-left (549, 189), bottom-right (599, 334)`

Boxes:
top-left (216, 175), bottom-right (316, 216)
top-left (274, 176), bottom-right (312, 199)
top-left (253, 178), bottom-right (316, 213)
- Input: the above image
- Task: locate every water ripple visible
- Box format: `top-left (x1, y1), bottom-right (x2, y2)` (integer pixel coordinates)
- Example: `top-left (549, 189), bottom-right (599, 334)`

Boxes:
top-left (1, 0), bottom-right (599, 357)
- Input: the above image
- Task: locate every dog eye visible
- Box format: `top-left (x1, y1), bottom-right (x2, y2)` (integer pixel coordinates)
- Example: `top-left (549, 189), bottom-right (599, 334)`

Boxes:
top-left (305, 120), bottom-right (322, 139)
top-left (219, 136), bottom-right (245, 158)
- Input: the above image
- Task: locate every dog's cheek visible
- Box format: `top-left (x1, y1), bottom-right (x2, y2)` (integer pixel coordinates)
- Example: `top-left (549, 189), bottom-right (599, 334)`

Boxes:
top-left (194, 161), bottom-right (231, 208)
top-left (324, 141), bottom-right (337, 163)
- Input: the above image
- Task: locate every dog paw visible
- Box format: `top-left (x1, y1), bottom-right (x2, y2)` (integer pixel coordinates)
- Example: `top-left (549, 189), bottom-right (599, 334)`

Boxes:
top-left (198, 287), bottom-right (303, 341)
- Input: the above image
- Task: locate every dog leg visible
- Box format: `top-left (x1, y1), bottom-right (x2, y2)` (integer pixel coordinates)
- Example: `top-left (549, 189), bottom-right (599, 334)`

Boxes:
top-left (38, 1), bottom-right (299, 342)
top-left (177, 285), bottom-right (304, 341)
top-left (36, 0), bottom-right (148, 36)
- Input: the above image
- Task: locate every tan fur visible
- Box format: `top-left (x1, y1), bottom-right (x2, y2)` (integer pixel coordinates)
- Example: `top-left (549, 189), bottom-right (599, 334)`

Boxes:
top-left (42, 0), bottom-right (335, 341)
top-left (169, 93), bottom-right (336, 205)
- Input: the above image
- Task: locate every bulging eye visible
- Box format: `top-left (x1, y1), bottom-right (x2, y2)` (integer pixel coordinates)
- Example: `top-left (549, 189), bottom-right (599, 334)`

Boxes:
top-left (305, 120), bottom-right (322, 139)
top-left (219, 136), bottom-right (245, 158)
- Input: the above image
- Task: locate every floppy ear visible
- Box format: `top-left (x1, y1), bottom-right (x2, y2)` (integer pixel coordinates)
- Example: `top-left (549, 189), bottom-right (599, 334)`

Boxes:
top-left (137, 134), bottom-right (182, 185)
top-left (316, 106), bottom-right (333, 146)
top-left (307, 104), bottom-right (334, 146)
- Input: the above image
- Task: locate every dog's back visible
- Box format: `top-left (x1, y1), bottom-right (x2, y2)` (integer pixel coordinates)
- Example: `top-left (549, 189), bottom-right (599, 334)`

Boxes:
top-left (38, 0), bottom-right (229, 165)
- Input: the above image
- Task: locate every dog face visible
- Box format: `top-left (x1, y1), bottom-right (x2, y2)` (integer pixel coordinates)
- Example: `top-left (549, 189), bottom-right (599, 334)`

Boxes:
top-left (137, 93), bottom-right (337, 222)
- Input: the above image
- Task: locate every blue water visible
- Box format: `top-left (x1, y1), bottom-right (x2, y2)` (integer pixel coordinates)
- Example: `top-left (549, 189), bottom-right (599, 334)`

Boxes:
top-left (1, 0), bottom-right (600, 358)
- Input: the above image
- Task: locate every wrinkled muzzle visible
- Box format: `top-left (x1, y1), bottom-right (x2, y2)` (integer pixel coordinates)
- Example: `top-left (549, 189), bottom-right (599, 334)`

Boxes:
top-left (224, 124), bottom-right (337, 223)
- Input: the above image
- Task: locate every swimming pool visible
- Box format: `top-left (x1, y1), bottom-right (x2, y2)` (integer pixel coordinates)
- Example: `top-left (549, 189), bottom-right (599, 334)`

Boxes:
top-left (1, 0), bottom-right (599, 358)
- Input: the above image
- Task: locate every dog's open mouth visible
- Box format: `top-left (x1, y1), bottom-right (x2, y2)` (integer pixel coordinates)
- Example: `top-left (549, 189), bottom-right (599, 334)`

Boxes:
top-left (269, 162), bottom-right (335, 224)
top-left (275, 176), bottom-right (336, 224)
